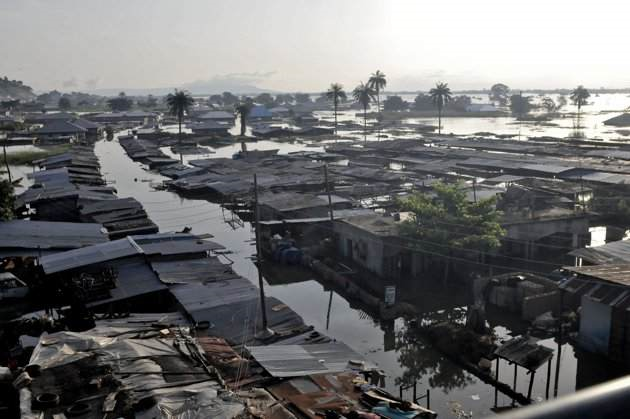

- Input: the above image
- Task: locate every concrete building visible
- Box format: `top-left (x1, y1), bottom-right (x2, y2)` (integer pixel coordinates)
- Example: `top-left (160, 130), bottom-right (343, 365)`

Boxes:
top-left (333, 214), bottom-right (415, 281)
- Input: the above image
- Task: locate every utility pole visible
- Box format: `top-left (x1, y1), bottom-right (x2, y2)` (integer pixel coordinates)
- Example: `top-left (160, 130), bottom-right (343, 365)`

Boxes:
top-left (324, 164), bottom-right (334, 221)
top-left (253, 173), bottom-right (272, 338)
top-left (472, 178), bottom-right (477, 203)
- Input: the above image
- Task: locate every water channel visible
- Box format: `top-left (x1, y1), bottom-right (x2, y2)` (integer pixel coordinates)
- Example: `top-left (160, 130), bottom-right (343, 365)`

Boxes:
top-left (87, 134), bottom-right (619, 417)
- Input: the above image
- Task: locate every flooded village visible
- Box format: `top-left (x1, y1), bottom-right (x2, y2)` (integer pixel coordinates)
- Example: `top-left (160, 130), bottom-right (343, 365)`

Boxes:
top-left (3, 2), bottom-right (630, 418)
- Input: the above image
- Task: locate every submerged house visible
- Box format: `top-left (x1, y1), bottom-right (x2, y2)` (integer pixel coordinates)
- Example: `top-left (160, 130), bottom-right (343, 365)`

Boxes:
top-left (248, 105), bottom-right (273, 120)
top-left (88, 111), bottom-right (159, 126)
top-left (188, 120), bottom-right (231, 136)
top-left (193, 110), bottom-right (235, 124)
top-left (36, 120), bottom-right (87, 143)
top-left (258, 192), bottom-right (352, 221)
top-left (333, 214), bottom-right (417, 281)
top-left (560, 264), bottom-right (630, 366)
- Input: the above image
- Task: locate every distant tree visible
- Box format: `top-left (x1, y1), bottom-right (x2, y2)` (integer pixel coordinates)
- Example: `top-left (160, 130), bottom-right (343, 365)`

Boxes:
top-left (509, 93), bottom-right (532, 117)
top-left (570, 85), bottom-right (590, 126)
top-left (107, 92), bottom-right (133, 112)
top-left (429, 82), bottom-right (452, 134)
top-left (412, 94), bottom-right (433, 111)
top-left (221, 91), bottom-right (239, 106)
top-left (208, 94), bottom-right (223, 106)
top-left (235, 102), bottom-right (252, 136)
top-left (145, 95), bottom-right (158, 108)
top-left (0, 179), bottom-right (14, 221)
top-left (556, 95), bottom-right (567, 111)
top-left (446, 95), bottom-right (472, 112)
top-left (58, 96), bottom-right (72, 111)
top-left (399, 181), bottom-right (504, 285)
top-left (353, 82), bottom-right (376, 141)
top-left (255, 93), bottom-right (275, 108)
top-left (489, 83), bottom-right (510, 106)
top-left (326, 83), bottom-right (347, 135)
top-left (368, 70), bottom-right (387, 117)
top-left (541, 96), bottom-right (557, 114)
top-left (315, 93), bottom-right (329, 104)
top-left (383, 95), bottom-right (408, 112)
top-left (294, 93), bottom-right (312, 104)
top-left (1, 100), bottom-right (20, 111)
top-left (166, 89), bottom-right (194, 161)
top-left (274, 93), bottom-right (294, 105)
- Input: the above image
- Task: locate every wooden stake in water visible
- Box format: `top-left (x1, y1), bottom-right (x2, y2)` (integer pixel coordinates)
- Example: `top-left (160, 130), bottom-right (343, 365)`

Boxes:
top-left (253, 173), bottom-right (269, 331)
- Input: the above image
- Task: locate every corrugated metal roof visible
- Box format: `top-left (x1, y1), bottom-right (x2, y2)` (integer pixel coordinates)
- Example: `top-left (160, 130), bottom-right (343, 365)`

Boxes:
top-left (494, 336), bottom-right (553, 371)
top-left (0, 220), bottom-right (107, 251)
top-left (87, 259), bottom-right (167, 307)
top-left (171, 277), bottom-right (306, 345)
top-left (570, 240), bottom-right (630, 265)
top-left (519, 163), bottom-right (575, 174)
top-left (40, 237), bottom-right (141, 274)
top-left (151, 257), bottom-right (238, 284)
top-left (562, 264), bottom-right (630, 287)
top-left (246, 342), bottom-right (376, 378)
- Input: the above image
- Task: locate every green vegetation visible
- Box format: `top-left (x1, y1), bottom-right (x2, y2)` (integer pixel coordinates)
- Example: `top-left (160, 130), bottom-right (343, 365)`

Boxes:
top-left (368, 70), bottom-right (387, 117)
top-left (107, 92), bottom-right (133, 111)
top-left (3, 145), bottom-right (71, 166)
top-left (399, 181), bottom-right (505, 284)
top-left (429, 82), bottom-right (453, 134)
top-left (326, 83), bottom-right (347, 135)
top-left (0, 76), bottom-right (35, 101)
top-left (0, 179), bottom-right (15, 220)
top-left (489, 83), bottom-right (510, 106)
top-left (235, 102), bottom-right (252, 136)
top-left (509, 93), bottom-right (532, 117)
top-left (353, 82), bottom-right (376, 141)
top-left (570, 85), bottom-right (590, 127)
top-left (383, 95), bottom-right (408, 111)
top-left (166, 90), bottom-right (195, 162)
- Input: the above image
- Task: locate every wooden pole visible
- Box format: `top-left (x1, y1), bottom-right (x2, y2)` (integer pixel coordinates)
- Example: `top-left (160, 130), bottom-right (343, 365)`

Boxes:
top-left (512, 363), bottom-right (518, 406)
top-left (527, 371), bottom-right (536, 401)
top-left (324, 164), bottom-right (334, 221)
top-left (495, 358), bottom-right (500, 407)
top-left (545, 357), bottom-right (552, 399)
top-left (253, 173), bottom-right (269, 330)
top-left (326, 290), bottom-right (333, 330)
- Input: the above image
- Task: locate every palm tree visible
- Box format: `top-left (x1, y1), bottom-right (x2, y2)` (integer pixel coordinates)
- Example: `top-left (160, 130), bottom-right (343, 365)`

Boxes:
top-left (235, 102), bottom-right (251, 137)
top-left (368, 70), bottom-right (387, 117)
top-left (166, 90), bottom-right (194, 162)
top-left (326, 83), bottom-right (346, 135)
top-left (429, 82), bottom-right (452, 134)
top-left (353, 82), bottom-right (376, 142)
top-left (570, 85), bottom-right (590, 128)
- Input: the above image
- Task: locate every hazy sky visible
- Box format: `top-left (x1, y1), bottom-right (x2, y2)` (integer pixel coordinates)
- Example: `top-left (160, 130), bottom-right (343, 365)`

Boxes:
top-left (1, 0), bottom-right (628, 93)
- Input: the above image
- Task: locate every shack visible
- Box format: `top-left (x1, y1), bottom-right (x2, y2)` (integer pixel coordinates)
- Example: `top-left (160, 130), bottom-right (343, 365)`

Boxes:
top-left (189, 120), bottom-right (231, 136)
top-left (560, 264), bottom-right (630, 366)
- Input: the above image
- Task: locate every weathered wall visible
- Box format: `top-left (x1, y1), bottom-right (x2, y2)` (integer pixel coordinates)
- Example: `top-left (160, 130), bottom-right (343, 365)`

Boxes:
top-left (334, 222), bottom-right (385, 276)
top-left (579, 295), bottom-right (612, 355)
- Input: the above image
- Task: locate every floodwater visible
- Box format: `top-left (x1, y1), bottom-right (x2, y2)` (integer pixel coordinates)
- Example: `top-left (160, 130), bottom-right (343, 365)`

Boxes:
top-left (332, 92), bottom-right (630, 142)
top-left (4, 94), bottom-right (629, 416)
top-left (89, 135), bottom-right (621, 418)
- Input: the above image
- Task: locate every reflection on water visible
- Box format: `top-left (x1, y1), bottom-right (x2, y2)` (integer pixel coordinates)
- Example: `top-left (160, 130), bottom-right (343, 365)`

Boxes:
top-left (85, 136), bottom-right (628, 417)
